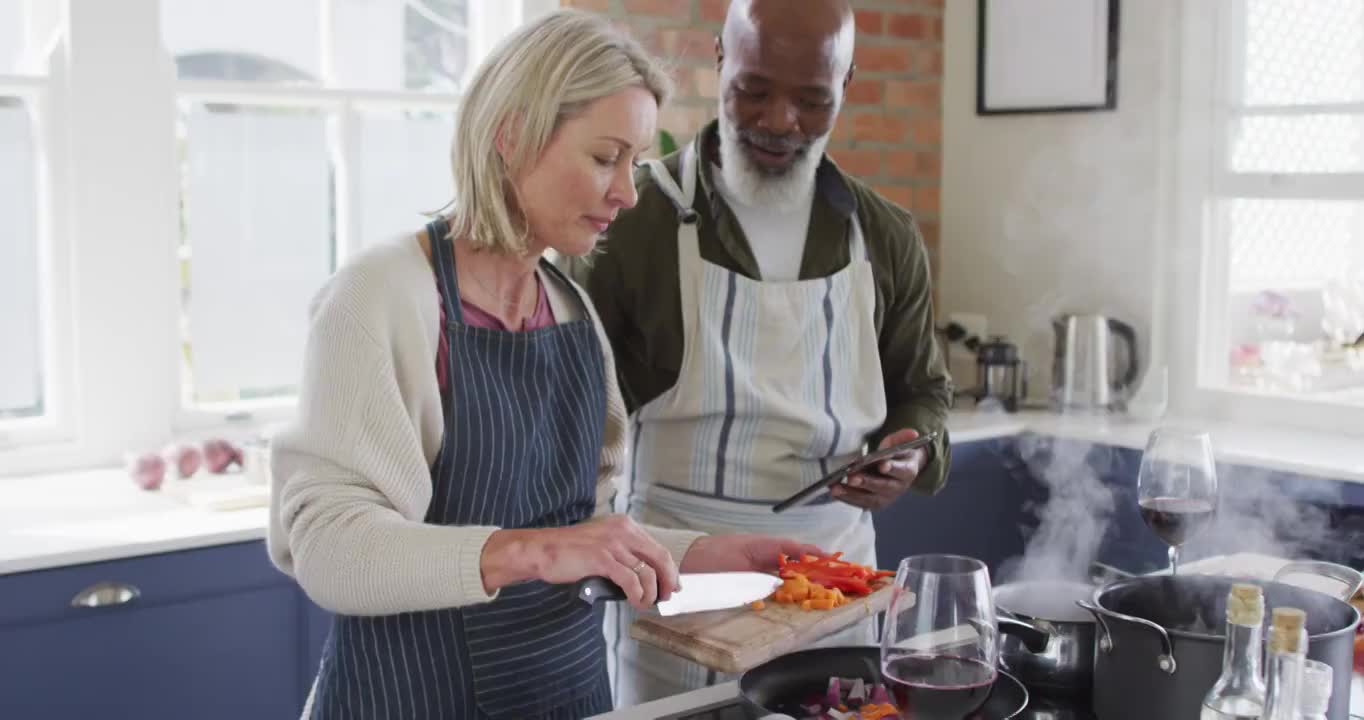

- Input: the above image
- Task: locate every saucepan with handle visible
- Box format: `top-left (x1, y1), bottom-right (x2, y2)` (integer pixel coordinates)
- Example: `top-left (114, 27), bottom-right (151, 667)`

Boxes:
top-left (1077, 560), bottom-right (1363, 720)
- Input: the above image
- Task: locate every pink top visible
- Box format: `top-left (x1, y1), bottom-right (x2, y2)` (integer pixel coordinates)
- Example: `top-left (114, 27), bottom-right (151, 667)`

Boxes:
top-left (436, 271), bottom-right (557, 392)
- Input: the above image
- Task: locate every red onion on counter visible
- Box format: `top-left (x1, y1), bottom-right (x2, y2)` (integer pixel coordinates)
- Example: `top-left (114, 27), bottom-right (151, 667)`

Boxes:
top-left (162, 443), bottom-right (202, 479)
top-left (202, 438), bottom-right (244, 473)
top-left (125, 438), bottom-right (247, 490)
top-left (125, 452), bottom-right (166, 491)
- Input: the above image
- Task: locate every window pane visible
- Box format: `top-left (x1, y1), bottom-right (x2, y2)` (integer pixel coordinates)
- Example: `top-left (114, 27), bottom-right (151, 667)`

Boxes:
top-left (1230, 114), bottom-right (1364, 173)
top-left (163, 0), bottom-right (321, 84)
top-left (1225, 199), bottom-right (1364, 293)
top-left (1223, 199), bottom-right (1364, 397)
top-left (0, 1), bottom-right (23, 73)
top-left (0, 98), bottom-right (43, 417)
top-left (0, 0), bottom-right (59, 75)
top-left (332, 0), bottom-right (469, 92)
top-left (179, 104), bottom-right (335, 405)
top-left (357, 109), bottom-right (454, 244)
top-left (1240, 0), bottom-right (1364, 106)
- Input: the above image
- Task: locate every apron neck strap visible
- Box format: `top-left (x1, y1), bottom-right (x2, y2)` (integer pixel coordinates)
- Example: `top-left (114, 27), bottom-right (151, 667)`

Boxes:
top-left (427, 218), bottom-right (465, 324)
top-left (645, 141), bottom-right (700, 224)
top-left (679, 140), bottom-right (698, 207)
top-left (649, 137), bottom-right (869, 263)
top-left (849, 213), bottom-right (867, 261)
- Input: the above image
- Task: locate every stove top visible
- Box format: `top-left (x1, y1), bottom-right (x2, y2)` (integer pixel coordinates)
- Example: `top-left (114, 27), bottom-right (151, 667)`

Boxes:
top-left (653, 694), bottom-right (1097, 720)
top-left (654, 698), bottom-right (755, 720)
top-left (1020, 692), bottom-right (1098, 720)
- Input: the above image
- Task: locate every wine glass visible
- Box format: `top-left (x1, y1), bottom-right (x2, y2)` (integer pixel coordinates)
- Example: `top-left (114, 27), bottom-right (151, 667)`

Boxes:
top-left (880, 554), bottom-right (998, 720)
top-left (1136, 426), bottom-right (1219, 576)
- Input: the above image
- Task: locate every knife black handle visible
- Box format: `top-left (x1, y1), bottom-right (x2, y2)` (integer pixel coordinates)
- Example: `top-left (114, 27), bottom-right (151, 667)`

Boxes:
top-left (575, 576), bottom-right (627, 604)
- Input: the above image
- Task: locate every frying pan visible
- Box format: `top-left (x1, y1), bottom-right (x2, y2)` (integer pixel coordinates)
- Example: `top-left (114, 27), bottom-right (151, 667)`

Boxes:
top-left (738, 646), bottom-right (1029, 719)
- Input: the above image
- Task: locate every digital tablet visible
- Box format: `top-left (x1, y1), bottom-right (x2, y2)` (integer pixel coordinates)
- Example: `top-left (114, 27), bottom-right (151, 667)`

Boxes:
top-left (771, 431), bottom-right (939, 513)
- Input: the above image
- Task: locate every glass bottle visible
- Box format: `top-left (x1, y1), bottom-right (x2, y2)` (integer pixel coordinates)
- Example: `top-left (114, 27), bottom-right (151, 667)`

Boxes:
top-left (1201, 583), bottom-right (1267, 719)
top-left (1260, 607), bottom-right (1308, 720)
top-left (1297, 659), bottom-right (1332, 720)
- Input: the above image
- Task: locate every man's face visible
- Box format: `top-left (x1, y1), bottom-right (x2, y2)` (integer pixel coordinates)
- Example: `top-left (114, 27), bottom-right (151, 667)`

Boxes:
top-left (718, 18), bottom-right (846, 177)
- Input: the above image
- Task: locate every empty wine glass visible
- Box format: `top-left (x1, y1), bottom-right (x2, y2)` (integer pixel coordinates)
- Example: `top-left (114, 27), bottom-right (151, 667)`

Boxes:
top-left (1137, 427), bottom-right (1219, 575)
top-left (881, 554), bottom-right (998, 720)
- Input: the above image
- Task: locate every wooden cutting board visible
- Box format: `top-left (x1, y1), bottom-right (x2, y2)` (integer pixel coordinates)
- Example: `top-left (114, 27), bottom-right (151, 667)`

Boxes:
top-left (629, 583), bottom-right (895, 674)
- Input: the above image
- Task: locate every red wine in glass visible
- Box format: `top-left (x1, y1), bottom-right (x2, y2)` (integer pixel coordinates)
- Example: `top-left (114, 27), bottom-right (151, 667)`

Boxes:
top-left (1139, 496), bottom-right (1215, 546)
top-left (882, 555), bottom-right (999, 720)
top-left (1136, 427), bottom-right (1219, 575)
top-left (885, 655), bottom-right (995, 719)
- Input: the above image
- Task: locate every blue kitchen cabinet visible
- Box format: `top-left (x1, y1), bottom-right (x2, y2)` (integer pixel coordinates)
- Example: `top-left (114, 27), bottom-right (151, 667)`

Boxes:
top-left (1010, 437), bottom-right (1169, 575)
top-left (0, 541), bottom-right (307, 720)
top-left (873, 437), bottom-right (1175, 581)
top-left (877, 435), bottom-right (1364, 584)
top-left (874, 437), bottom-right (1033, 575)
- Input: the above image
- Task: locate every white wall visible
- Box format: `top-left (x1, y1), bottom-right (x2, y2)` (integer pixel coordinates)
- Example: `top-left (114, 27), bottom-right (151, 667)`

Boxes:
top-left (939, 0), bottom-right (1179, 400)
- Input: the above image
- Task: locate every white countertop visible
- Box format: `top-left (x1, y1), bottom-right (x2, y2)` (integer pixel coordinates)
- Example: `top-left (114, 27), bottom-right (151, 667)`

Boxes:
top-left (0, 468), bottom-right (268, 575)
top-left (950, 407), bottom-right (1364, 484)
top-left (588, 681), bottom-right (741, 720)
top-left (2, 408), bottom-right (1361, 576)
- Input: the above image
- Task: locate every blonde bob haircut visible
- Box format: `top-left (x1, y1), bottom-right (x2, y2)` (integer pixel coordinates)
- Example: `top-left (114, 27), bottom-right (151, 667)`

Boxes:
top-left (444, 9), bottom-right (673, 256)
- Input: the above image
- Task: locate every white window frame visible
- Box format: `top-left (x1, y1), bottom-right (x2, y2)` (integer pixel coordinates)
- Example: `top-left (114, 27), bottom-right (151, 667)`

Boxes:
top-left (0, 0), bottom-right (531, 476)
top-left (1161, 1), bottom-right (1364, 437)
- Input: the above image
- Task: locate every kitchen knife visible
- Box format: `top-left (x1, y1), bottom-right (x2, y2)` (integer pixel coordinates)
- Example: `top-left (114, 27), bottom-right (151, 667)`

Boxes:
top-left (575, 572), bottom-right (783, 616)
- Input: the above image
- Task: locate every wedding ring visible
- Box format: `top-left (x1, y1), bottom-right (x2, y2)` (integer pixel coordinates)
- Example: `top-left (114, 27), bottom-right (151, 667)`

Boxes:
top-left (631, 560), bottom-right (647, 574)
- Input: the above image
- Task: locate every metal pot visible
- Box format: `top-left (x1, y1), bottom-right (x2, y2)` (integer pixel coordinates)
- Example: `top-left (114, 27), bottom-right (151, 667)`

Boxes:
top-left (994, 581), bottom-right (1097, 697)
top-left (1078, 561), bottom-right (1362, 720)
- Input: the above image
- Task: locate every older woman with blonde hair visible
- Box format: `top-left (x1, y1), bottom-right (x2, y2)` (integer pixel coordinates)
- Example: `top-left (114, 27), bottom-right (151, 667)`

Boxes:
top-left (268, 9), bottom-right (820, 719)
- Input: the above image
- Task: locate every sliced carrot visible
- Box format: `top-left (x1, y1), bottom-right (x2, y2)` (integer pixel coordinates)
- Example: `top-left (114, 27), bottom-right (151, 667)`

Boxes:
top-left (750, 600), bottom-right (765, 611)
top-left (860, 704), bottom-right (900, 720)
top-left (774, 552), bottom-right (893, 610)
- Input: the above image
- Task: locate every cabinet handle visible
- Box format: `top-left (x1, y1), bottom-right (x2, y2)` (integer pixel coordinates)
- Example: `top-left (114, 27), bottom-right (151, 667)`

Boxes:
top-left (70, 581), bottom-right (141, 608)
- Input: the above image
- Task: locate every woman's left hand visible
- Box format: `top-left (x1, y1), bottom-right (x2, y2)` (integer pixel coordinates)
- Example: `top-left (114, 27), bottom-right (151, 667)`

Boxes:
top-left (679, 534), bottom-right (827, 574)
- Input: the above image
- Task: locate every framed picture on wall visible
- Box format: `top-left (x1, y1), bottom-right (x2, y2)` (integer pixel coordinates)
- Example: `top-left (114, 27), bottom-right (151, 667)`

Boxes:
top-left (976, 0), bottom-right (1120, 115)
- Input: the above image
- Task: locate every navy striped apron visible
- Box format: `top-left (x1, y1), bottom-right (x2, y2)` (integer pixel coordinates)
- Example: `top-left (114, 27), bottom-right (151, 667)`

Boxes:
top-left (307, 219), bottom-right (612, 719)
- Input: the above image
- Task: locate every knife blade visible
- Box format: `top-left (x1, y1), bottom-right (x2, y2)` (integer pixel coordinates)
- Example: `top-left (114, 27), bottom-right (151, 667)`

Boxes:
top-left (575, 572), bottom-right (782, 616)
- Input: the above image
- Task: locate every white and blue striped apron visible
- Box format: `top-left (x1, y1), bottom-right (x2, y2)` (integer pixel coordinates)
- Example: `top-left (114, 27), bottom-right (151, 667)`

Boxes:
top-left (607, 141), bottom-right (890, 707)
top-left (306, 219), bottom-right (613, 719)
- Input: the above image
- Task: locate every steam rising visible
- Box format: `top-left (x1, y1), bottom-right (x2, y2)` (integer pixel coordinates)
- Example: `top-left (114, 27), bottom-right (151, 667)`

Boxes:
top-left (999, 432), bottom-right (1118, 585)
top-left (995, 412), bottom-right (1360, 588)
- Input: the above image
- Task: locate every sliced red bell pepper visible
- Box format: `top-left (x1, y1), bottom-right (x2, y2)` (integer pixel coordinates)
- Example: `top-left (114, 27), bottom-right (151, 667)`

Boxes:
top-left (776, 552), bottom-right (892, 598)
top-left (817, 576), bottom-right (873, 596)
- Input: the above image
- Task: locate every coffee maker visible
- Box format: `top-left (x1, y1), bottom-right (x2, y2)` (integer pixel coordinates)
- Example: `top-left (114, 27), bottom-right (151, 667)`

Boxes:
top-left (973, 336), bottom-right (1027, 412)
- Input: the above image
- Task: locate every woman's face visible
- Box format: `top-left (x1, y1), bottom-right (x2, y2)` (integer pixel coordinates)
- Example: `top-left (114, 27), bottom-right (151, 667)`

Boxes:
top-left (512, 86), bottom-right (658, 258)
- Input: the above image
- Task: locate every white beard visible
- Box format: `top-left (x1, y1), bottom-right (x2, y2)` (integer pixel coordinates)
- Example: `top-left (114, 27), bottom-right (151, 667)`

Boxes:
top-left (717, 110), bottom-right (829, 211)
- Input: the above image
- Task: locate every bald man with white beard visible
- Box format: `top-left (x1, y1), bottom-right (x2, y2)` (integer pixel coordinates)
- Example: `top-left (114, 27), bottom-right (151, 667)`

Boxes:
top-left (566, 0), bottom-right (955, 705)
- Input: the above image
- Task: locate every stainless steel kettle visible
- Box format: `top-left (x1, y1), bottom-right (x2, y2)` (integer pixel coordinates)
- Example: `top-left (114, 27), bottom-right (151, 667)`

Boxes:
top-left (1052, 314), bottom-right (1139, 411)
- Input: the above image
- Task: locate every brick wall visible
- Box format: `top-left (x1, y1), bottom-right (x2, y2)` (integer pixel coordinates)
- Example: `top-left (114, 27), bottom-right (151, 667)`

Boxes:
top-left (560, 0), bottom-right (945, 269)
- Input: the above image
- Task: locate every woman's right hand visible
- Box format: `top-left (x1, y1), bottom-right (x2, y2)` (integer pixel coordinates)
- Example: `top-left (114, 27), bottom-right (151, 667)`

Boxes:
top-left (481, 515), bottom-right (680, 611)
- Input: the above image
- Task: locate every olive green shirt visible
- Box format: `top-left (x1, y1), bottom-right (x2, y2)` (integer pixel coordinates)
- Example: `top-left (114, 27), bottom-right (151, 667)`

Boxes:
top-left (567, 121), bottom-right (954, 495)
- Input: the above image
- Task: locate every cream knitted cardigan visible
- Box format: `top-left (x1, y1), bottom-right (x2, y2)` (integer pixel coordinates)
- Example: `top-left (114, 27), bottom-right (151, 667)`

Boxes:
top-left (267, 234), bottom-right (703, 616)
